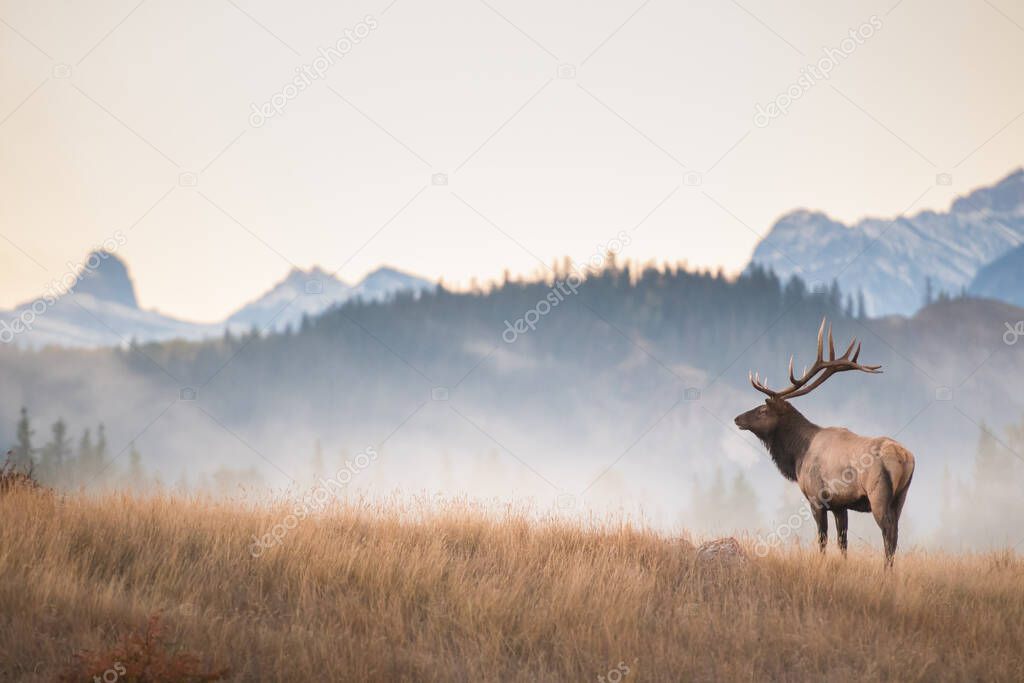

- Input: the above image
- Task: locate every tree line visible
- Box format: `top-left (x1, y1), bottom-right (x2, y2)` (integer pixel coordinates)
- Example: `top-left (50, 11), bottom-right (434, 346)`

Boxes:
top-left (7, 406), bottom-right (146, 489)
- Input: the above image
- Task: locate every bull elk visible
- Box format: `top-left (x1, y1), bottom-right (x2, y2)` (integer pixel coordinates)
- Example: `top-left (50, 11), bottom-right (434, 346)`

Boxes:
top-left (734, 319), bottom-right (915, 566)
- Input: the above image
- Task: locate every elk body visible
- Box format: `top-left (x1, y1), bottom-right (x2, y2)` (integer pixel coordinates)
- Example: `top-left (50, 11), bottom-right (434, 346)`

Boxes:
top-left (734, 320), bottom-right (915, 566)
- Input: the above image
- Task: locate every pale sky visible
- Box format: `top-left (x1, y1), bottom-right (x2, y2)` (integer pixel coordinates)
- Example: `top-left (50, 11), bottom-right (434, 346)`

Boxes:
top-left (1, 0), bottom-right (1022, 322)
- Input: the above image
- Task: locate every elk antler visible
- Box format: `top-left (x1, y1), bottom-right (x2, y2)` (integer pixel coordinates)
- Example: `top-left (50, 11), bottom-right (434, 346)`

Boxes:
top-left (749, 318), bottom-right (882, 400)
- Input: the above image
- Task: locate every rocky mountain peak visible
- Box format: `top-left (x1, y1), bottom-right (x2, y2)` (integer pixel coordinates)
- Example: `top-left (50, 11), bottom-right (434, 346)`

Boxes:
top-left (72, 251), bottom-right (138, 309)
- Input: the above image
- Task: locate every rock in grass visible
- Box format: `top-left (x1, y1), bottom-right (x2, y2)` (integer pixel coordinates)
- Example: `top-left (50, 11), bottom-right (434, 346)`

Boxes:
top-left (696, 537), bottom-right (748, 566)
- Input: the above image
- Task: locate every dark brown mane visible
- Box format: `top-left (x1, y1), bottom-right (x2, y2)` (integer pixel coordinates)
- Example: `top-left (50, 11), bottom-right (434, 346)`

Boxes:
top-left (753, 403), bottom-right (820, 481)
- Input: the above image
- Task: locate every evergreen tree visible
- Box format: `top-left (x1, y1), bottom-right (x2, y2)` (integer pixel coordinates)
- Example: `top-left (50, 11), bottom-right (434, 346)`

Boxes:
top-left (827, 279), bottom-right (842, 311)
top-left (77, 428), bottom-right (94, 480)
top-left (128, 442), bottom-right (144, 488)
top-left (40, 418), bottom-right (72, 484)
top-left (782, 276), bottom-right (807, 307)
top-left (856, 289), bottom-right (867, 319)
top-left (843, 293), bottom-right (855, 318)
top-left (82, 422), bottom-right (110, 482)
top-left (938, 421), bottom-right (1024, 549)
top-left (12, 407), bottom-right (34, 471)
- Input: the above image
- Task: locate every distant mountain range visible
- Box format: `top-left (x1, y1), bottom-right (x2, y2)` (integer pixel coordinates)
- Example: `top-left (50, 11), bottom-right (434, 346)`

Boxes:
top-left (0, 255), bottom-right (435, 348)
top-left (226, 265), bottom-right (434, 332)
top-left (7, 168), bottom-right (1024, 348)
top-left (747, 169), bottom-right (1024, 316)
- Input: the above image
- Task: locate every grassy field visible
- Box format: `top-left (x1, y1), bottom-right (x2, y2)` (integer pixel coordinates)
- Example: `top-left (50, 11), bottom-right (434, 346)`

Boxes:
top-left (1, 489), bottom-right (1022, 682)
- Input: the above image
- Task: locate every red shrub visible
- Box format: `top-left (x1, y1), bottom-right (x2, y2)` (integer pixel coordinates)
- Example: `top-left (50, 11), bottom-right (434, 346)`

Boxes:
top-left (59, 614), bottom-right (230, 683)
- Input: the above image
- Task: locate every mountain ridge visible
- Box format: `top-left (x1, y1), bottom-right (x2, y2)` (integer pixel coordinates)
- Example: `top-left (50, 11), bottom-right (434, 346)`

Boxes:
top-left (0, 255), bottom-right (436, 348)
top-left (746, 169), bottom-right (1024, 315)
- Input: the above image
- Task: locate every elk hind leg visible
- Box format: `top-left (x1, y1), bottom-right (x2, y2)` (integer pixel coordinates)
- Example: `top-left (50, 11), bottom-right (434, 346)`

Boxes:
top-left (881, 477), bottom-right (912, 565)
top-left (868, 474), bottom-right (898, 567)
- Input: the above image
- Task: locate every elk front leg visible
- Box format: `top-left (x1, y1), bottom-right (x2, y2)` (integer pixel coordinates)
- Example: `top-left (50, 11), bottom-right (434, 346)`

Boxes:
top-left (811, 504), bottom-right (828, 554)
top-left (832, 508), bottom-right (848, 557)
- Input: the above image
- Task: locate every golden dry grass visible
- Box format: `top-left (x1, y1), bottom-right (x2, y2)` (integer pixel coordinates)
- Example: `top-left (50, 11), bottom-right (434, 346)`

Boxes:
top-left (1, 489), bottom-right (1022, 682)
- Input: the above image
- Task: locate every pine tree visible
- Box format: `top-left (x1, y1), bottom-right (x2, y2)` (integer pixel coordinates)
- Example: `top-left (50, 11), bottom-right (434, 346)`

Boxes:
top-left (128, 442), bottom-right (144, 488)
top-left (952, 421), bottom-right (1024, 548)
top-left (91, 423), bottom-right (109, 478)
top-left (856, 289), bottom-right (867, 319)
top-left (77, 428), bottom-right (94, 480)
top-left (827, 279), bottom-right (842, 311)
top-left (40, 418), bottom-right (72, 484)
top-left (12, 407), bottom-right (34, 471)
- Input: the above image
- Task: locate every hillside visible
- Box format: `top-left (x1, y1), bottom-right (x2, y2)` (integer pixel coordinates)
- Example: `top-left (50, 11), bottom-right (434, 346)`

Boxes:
top-left (3, 265), bottom-right (1024, 545)
top-left (0, 491), bottom-right (1020, 682)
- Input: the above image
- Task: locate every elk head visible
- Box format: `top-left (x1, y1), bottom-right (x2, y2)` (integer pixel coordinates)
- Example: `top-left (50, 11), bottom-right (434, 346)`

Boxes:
top-left (734, 319), bottom-right (881, 442)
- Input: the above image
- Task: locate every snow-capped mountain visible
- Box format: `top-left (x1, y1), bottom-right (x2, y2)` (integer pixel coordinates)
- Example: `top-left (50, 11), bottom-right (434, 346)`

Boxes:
top-left (226, 267), bottom-right (352, 332)
top-left (970, 242), bottom-right (1024, 308)
top-left (0, 254), bottom-right (436, 348)
top-left (225, 265), bottom-right (435, 332)
top-left (746, 169), bottom-right (1024, 316)
top-left (350, 266), bottom-right (436, 303)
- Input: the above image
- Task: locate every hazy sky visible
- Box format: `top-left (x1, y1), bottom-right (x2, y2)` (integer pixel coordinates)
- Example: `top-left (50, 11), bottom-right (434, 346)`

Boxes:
top-left (1, 0), bottom-right (1022, 322)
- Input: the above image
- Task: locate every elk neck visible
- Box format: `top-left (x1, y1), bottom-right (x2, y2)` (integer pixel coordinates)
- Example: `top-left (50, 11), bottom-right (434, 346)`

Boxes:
top-left (763, 406), bottom-right (820, 482)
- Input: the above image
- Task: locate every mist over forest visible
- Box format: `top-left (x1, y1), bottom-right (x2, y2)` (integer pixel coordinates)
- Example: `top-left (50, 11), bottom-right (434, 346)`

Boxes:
top-left (4, 261), bottom-right (1023, 551)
